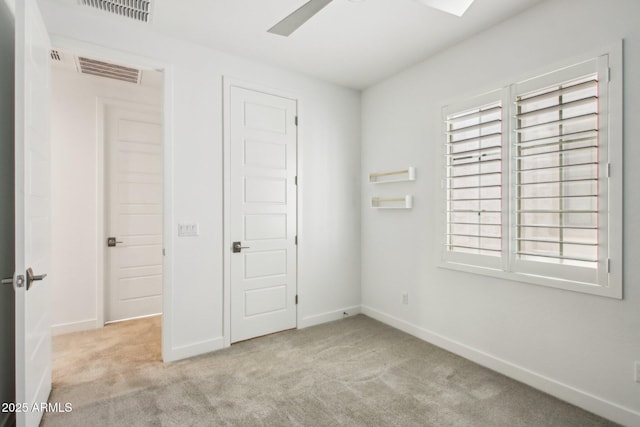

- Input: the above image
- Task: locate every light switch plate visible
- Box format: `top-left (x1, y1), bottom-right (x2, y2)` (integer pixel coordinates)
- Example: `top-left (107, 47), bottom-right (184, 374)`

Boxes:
top-left (178, 223), bottom-right (199, 237)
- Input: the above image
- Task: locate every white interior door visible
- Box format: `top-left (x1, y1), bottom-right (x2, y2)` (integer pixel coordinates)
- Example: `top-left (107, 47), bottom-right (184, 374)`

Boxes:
top-left (14, 0), bottom-right (52, 425)
top-left (105, 104), bottom-right (163, 323)
top-left (230, 86), bottom-right (297, 343)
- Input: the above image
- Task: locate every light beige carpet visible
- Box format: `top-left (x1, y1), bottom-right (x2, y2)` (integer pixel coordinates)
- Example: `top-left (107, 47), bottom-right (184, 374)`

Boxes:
top-left (43, 315), bottom-right (616, 426)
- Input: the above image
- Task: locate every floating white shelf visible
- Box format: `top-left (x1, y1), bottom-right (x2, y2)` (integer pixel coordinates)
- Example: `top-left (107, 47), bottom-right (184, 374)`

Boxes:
top-left (370, 195), bottom-right (413, 209)
top-left (369, 167), bottom-right (416, 184)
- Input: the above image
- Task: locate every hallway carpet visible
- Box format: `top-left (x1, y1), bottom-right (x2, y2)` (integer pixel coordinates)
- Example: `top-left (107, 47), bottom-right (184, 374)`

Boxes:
top-left (43, 315), bottom-right (616, 426)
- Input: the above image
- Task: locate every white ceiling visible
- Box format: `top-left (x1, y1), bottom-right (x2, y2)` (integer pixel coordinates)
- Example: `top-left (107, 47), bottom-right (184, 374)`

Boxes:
top-left (45, 0), bottom-right (544, 90)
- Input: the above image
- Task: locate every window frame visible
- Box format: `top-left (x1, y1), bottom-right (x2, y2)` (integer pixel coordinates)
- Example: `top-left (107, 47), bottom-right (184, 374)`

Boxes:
top-left (438, 43), bottom-right (623, 299)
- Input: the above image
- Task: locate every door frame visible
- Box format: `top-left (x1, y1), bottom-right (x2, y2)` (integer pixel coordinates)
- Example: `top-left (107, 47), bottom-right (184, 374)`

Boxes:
top-left (51, 36), bottom-right (175, 361)
top-left (222, 77), bottom-right (301, 347)
top-left (97, 98), bottom-right (163, 326)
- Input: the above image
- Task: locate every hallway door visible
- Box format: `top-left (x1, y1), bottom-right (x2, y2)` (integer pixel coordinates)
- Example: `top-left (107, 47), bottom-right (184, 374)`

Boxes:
top-left (105, 103), bottom-right (163, 323)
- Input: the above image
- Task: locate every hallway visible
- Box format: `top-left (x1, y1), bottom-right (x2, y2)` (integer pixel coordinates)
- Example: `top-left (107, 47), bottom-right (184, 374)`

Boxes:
top-left (47, 316), bottom-right (161, 418)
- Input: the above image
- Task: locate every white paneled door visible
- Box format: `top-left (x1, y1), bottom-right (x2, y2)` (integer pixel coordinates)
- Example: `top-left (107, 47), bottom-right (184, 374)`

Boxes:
top-left (230, 86), bottom-right (297, 343)
top-left (105, 104), bottom-right (163, 323)
top-left (14, 0), bottom-right (52, 425)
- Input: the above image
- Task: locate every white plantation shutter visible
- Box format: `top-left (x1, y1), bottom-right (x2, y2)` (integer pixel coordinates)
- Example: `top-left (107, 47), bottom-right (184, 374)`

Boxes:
top-left (511, 58), bottom-right (609, 285)
top-left (443, 94), bottom-right (505, 269)
top-left (440, 51), bottom-right (621, 297)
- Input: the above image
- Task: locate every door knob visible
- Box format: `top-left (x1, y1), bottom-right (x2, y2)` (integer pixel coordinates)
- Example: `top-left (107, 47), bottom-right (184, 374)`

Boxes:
top-left (26, 268), bottom-right (47, 291)
top-left (107, 237), bottom-right (124, 247)
top-left (232, 241), bottom-right (250, 253)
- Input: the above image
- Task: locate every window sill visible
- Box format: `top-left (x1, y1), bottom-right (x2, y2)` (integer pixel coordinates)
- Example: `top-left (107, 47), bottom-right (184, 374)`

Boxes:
top-left (438, 260), bottom-right (622, 299)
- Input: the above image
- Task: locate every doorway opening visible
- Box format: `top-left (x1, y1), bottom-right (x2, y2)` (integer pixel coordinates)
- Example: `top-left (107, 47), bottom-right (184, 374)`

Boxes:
top-left (49, 48), bottom-right (164, 359)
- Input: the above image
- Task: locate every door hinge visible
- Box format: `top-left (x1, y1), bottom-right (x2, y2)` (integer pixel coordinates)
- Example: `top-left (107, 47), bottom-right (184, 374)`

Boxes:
top-left (295, 116), bottom-right (298, 126)
top-left (295, 295), bottom-right (298, 305)
top-left (294, 176), bottom-right (298, 186)
top-left (607, 258), bottom-right (611, 273)
top-left (607, 163), bottom-right (611, 177)
top-left (163, 248), bottom-right (166, 256)
top-left (295, 235), bottom-right (298, 245)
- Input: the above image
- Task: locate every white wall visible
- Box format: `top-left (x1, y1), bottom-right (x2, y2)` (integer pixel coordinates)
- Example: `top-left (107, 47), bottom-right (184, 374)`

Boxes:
top-left (42, 2), bottom-right (361, 359)
top-left (361, 0), bottom-right (639, 424)
top-left (50, 68), bottom-right (162, 334)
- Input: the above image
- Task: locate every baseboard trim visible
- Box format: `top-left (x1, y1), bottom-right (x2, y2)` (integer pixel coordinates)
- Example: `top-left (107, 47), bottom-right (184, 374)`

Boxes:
top-left (105, 313), bottom-right (162, 325)
top-left (164, 337), bottom-right (225, 363)
top-left (299, 305), bottom-right (361, 329)
top-left (51, 319), bottom-right (98, 336)
top-left (361, 305), bottom-right (640, 427)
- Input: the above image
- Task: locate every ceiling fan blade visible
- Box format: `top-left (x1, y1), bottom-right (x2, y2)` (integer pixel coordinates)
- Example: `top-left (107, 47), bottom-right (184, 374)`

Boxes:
top-left (416, 0), bottom-right (475, 17)
top-left (268, 0), bottom-right (334, 37)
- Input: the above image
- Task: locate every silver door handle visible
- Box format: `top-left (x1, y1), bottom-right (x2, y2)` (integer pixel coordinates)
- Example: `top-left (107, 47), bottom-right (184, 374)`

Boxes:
top-left (1, 277), bottom-right (12, 285)
top-left (107, 237), bottom-right (124, 247)
top-left (232, 241), bottom-right (250, 253)
top-left (26, 267), bottom-right (47, 291)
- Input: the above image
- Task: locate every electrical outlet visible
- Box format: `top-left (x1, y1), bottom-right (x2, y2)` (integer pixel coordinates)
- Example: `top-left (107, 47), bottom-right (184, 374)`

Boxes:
top-left (402, 292), bottom-right (409, 305)
top-left (178, 222), bottom-right (199, 237)
top-left (635, 361), bottom-right (640, 383)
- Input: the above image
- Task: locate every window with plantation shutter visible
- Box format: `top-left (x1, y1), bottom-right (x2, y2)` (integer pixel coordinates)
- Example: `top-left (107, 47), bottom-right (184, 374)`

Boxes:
top-left (439, 48), bottom-right (622, 298)
top-left (443, 96), bottom-right (504, 269)
top-left (510, 58), bottom-right (610, 287)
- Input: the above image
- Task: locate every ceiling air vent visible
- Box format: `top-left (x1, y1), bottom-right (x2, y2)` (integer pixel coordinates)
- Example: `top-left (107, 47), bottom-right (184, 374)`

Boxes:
top-left (50, 50), bottom-right (61, 61)
top-left (78, 57), bottom-right (140, 84)
top-left (80, 0), bottom-right (151, 23)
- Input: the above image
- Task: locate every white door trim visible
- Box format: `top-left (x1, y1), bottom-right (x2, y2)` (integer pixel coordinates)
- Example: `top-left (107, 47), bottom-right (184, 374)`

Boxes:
top-left (50, 35), bottom-right (176, 362)
top-left (222, 77), bottom-right (300, 347)
top-left (96, 98), bottom-right (163, 326)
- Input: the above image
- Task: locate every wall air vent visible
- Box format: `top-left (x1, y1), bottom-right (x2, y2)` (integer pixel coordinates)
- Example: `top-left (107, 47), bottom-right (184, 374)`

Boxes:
top-left (50, 50), bottom-right (61, 61)
top-left (80, 0), bottom-right (151, 23)
top-left (78, 57), bottom-right (141, 84)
